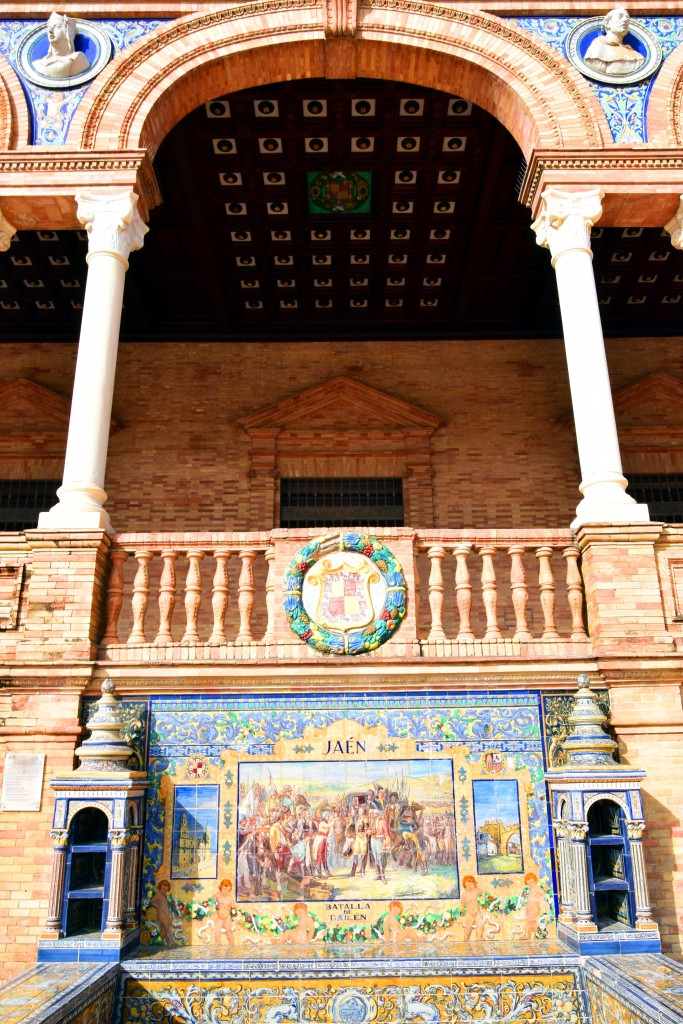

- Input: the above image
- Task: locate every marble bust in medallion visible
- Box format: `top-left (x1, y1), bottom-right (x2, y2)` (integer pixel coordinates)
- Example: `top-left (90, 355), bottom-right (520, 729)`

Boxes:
top-left (34, 12), bottom-right (90, 79)
top-left (584, 8), bottom-right (645, 75)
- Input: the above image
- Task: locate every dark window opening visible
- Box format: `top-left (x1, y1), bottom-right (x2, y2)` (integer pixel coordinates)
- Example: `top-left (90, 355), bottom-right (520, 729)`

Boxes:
top-left (0, 480), bottom-right (60, 531)
top-left (280, 477), bottom-right (404, 528)
top-left (626, 473), bottom-right (683, 523)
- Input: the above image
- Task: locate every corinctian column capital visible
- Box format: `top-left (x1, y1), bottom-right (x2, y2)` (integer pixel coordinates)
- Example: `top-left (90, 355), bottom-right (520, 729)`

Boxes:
top-left (76, 190), bottom-right (148, 269)
top-left (665, 195), bottom-right (683, 249)
top-left (0, 207), bottom-right (16, 252)
top-left (531, 187), bottom-right (604, 266)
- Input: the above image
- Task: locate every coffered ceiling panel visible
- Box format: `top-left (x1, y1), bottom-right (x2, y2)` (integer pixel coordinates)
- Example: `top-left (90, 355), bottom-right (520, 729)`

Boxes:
top-left (1, 78), bottom-right (682, 342)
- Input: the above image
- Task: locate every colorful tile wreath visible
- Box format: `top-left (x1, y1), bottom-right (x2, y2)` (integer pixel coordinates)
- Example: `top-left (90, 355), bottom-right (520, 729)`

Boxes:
top-left (283, 532), bottom-right (407, 654)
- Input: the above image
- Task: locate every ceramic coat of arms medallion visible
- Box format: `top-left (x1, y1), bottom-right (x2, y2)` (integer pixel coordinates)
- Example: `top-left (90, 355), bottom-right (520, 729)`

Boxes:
top-left (283, 532), bottom-right (407, 654)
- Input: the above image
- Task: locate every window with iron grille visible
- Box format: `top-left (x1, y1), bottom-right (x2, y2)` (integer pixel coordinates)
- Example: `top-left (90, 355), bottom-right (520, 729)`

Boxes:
top-left (0, 480), bottom-right (61, 531)
top-left (280, 477), bottom-right (404, 528)
top-left (626, 473), bottom-right (683, 523)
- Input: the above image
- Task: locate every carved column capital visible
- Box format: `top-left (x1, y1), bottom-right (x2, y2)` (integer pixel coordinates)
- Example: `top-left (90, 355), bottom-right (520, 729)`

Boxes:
top-left (0, 207), bottom-right (16, 251)
top-left (665, 195), bottom-right (683, 249)
top-left (531, 188), bottom-right (604, 266)
top-left (50, 829), bottom-right (70, 848)
top-left (109, 829), bottom-right (130, 848)
top-left (627, 820), bottom-right (646, 840)
top-left (76, 190), bottom-right (148, 268)
top-left (568, 822), bottom-right (590, 841)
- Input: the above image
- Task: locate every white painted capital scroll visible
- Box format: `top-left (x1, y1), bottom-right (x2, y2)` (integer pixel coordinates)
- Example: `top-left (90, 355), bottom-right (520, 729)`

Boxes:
top-left (77, 190), bottom-right (148, 268)
top-left (665, 195), bottom-right (683, 250)
top-left (0, 208), bottom-right (16, 252)
top-left (531, 187), bottom-right (603, 266)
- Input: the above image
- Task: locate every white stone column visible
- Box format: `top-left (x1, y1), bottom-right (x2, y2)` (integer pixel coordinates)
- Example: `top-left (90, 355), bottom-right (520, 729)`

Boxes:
top-left (39, 191), bottom-right (147, 532)
top-left (532, 188), bottom-right (648, 529)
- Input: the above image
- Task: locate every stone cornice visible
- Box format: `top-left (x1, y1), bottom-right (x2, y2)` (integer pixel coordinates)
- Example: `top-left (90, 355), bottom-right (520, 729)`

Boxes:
top-left (0, 148), bottom-right (160, 228)
top-left (522, 148), bottom-right (683, 225)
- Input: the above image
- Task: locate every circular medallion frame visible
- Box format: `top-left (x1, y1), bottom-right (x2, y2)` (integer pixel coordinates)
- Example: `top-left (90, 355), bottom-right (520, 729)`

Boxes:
top-left (283, 532), bottom-right (407, 655)
top-left (18, 19), bottom-right (112, 89)
top-left (567, 16), bottom-right (662, 86)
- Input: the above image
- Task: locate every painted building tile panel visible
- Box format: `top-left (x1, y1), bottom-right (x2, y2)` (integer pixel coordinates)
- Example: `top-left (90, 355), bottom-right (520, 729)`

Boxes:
top-left (141, 691), bottom-right (553, 950)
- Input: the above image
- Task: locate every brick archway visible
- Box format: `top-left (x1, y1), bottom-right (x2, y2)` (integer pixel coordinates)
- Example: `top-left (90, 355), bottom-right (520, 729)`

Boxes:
top-left (647, 42), bottom-right (683, 146)
top-left (0, 53), bottom-right (30, 148)
top-left (69, 1), bottom-right (608, 160)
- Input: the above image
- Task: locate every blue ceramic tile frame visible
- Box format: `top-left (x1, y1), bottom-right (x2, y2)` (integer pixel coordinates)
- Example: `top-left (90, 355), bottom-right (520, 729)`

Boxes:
top-left (0, 20), bottom-right (168, 144)
top-left (511, 16), bottom-right (683, 142)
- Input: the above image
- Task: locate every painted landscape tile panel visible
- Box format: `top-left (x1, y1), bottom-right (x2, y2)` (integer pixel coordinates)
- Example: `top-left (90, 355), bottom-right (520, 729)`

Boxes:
top-left (171, 784), bottom-right (219, 880)
top-left (237, 758), bottom-right (458, 902)
top-left (472, 779), bottom-right (523, 874)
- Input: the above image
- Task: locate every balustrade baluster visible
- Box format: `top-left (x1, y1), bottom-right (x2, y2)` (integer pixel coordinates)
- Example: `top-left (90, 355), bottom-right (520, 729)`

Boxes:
top-left (209, 549), bottom-right (230, 645)
top-left (235, 548), bottom-right (257, 644)
top-left (508, 544), bottom-right (532, 641)
top-left (128, 550), bottom-right (153, 644)
top-left (102, 549), bottom-right (128, 643)
top-left (536, 546), bottom-right (560, 640)
top-left (262, 548), bottom-right (276, 644)
top-left (154, 549), bottom-right (178, 644)
top-left (563, 545), bottom-right (588, 639)
top-left (182, 550), bottom-right (205, 644)
top-left (479, 545), bottom-right (502, 642)
top-left (453, 543), bottom-right (474, 641)
top-left (427, 545), bottom-right (447, 641)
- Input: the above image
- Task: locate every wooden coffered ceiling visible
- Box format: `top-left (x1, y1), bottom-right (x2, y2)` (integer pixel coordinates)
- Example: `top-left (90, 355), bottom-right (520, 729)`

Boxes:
top-left (1, 77), bottom-right (683, 342)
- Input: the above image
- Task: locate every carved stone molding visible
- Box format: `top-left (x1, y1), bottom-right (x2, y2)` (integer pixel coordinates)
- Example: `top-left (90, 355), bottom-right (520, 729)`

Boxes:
top-left (76, 190), bottom-right (148, 266)
top-left (531, 187), bottom-right (603, 265)
top-left (324, 0), bottom-right (357, 35)
top-left (522, 148), bottom-right (683, 223)
top-left (0, 149), bottom-right (160, 230)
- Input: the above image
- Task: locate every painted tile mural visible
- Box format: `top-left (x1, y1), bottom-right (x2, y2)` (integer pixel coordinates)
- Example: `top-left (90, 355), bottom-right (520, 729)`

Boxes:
top-left (141, 692), bottom-right (555, 948)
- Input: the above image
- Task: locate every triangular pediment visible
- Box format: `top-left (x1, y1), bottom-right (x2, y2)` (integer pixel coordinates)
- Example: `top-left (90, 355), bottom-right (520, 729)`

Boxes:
top-left (0, 378), bottom-right (72, 431)
top-left (612, 373), bottom-right (683, 423)
top-left (238, 377), bottom-right (442, 434)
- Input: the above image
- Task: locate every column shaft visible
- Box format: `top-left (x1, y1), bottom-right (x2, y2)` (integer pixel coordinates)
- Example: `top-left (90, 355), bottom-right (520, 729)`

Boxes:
top-left (532, 188), bottom-right (648, 528)
top-left (39, 191), bottom-right (147, 532)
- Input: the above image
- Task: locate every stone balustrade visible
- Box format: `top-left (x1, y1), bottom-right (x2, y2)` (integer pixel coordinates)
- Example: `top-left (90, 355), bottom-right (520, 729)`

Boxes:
top-left (5, 524), bottom-right (683, 662)
top-left (97, 528), bottom-right (590, 661)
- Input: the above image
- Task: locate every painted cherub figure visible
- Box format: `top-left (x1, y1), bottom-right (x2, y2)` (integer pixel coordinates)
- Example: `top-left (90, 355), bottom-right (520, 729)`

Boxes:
top-left (522, 873), bottom-right (549, 940)
top-left (214, 878), bottom-right (238, 945)
top-left (281, 901), bottom-right (317, 944)
top-left (149, 879), bottom-right (177, 947)
top-left (460, 875), bottom-right (484, 941)
top-left (381, 900), bottom-right (422, 944)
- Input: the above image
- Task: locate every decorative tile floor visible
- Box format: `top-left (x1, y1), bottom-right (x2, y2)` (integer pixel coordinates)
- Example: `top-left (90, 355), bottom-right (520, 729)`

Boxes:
top-left (0, 962), bottom-right (116, 1024)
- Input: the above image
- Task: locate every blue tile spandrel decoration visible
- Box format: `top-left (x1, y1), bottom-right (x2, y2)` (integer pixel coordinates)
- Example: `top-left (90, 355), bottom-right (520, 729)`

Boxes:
top-left (0, 19), bottom-right (167, 144)
top-left (512, 16), bottom-right (683, 143)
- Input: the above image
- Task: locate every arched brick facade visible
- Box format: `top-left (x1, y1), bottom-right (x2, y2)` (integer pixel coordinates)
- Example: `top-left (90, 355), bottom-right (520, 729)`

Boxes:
top-left (0, 52), bottom-right (31, 149)
top-left (69, 1), bottom-right (608, 160)
top-left (647, 40), bottom-right (683, 146)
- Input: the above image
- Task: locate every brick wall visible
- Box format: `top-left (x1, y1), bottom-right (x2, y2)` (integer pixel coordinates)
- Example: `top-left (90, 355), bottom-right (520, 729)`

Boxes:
top-left (610, 682), bottom-right (683, 959)
top-left (1, 335), bottom-right (682, 533)
top-left (0, 690), bottom-right (82, 982)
